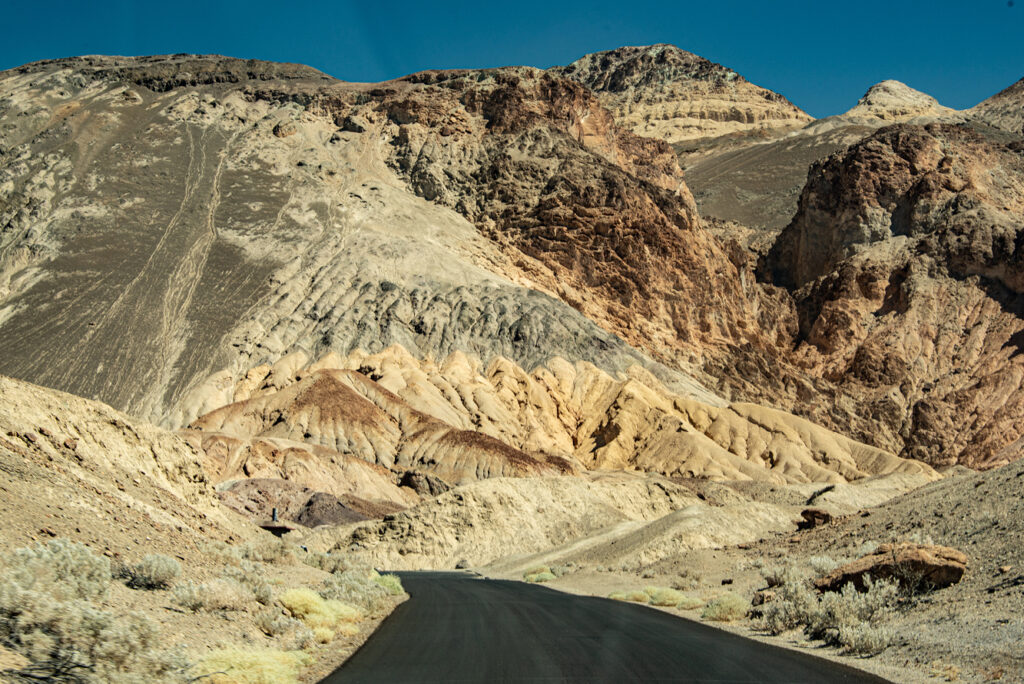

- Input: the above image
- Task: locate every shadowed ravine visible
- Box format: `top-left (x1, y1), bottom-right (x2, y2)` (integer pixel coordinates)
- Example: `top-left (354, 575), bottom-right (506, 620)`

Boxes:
top-left (324, 572), bottom-right (890, 684)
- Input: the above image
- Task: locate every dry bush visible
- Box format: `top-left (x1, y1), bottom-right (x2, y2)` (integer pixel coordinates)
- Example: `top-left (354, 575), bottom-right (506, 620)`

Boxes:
top-left (172, 578), bottom-right (252, 612)
top-left (319, 569), bottom-right (391, 615)
top-left (221, 562), bottom-right (273, 605)
top-left (193, 648), bottom-right (312, 684)
top-left (312, 627), bottom-right (334, 644)
top-left (303, 552), bottom-right (364, 575)
top-left (757, 563), bottom-right (898, 655)
top-left (279, 588), bottom-right (360, 630)
top-left (1, 539), bottom-right (110, 601)
top-left (760, 564), bottom-right (788, 589)
top-left (608, 591), bottom-right (649, 604)
top-left (239, 539), bottom-right (297, 565)
top-left (838, 623), bottom-right (896, 656)
top-left (123, 554), bottom-right (181, 590)
top-left (675, 595), bottom-right (704, 611)
top-left (643, 587), bottom-right (686, 607)
top-left (807, 556), bottom-right (838, 576)
top-left (701, 592), bottom-right (747, 621)
top-left (759, 570), bottom-right (818, 635)
top-left (853, 541), bottom-right (879, 557)
top-left (0, 539), bottom-right (185, 683)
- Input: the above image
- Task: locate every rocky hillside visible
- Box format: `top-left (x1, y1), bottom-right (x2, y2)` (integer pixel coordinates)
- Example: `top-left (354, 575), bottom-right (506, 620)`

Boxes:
top-left (2, 51), bottom-right (1023, 476)
top-left (968, 77), bottom-right (1024, 134)
top-left (684, 80), bottom-right (960, 232)
top-left (0, 54), bottom-right (723, 427)
top-left (762, 123), bottom-right (1024, 468)
top-left (551, 44), bottom-right (811, 145)
top-left (842, 80), bottom-right (958, 122)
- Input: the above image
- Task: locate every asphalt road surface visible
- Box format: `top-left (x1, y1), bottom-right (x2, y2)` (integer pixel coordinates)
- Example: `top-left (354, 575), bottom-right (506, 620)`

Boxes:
top-left (323, 571), bottom-right (890, 683)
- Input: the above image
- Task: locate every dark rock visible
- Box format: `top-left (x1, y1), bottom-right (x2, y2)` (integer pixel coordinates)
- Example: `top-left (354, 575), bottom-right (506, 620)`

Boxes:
top-left (797, 507), bottom-right (832, 530)
top-left (399, 470), bottom-right (452, 497)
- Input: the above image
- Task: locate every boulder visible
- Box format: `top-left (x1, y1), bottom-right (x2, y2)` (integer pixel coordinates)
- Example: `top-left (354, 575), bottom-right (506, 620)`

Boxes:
top-left (797, 507), bottom-right (832, 530)
top-left (815, 542), bottom-right (967, 592)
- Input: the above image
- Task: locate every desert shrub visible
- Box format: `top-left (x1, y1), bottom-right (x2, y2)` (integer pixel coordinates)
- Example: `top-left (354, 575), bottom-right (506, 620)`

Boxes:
top-left (675, 595), bottom-right (705, 611)
top-left (757, 565), bottom-right (898, 654)
top-left (279, 588), bottom-right (360, 630)
top-left (312, 627), bottom-right (334, 644)
top-left (760, 564), bottom-right (788, 589)
top-left (239, 538), bottom-right (297, 565)
top-left (838, 623), bottom-right (895, 655)
top-left (524, 571), bottom-right (556, 583)
top-left (373, 573), bottom-right (404, 596)
top-left (808, 556), bottom-right (839, 576)
top-left (1, 539), bottom-right (110, 601)
top-left (221, 562), bottom-right (273, 605)
top-left (759, 572), bottom-right (818, 635)
top-left (172, 578), bottom-right (252, 612)
top-left (302, 551), bottom-right (369, 575)
top-left (701, 592), bottom-right (747, 621)
top-left (805, 578), bottom-right (898, 644)
top-left (853, 541), bottom-right (879, 557)
top-left (608, 590), bottom-right (649, 604)
top-left (319, 569), bottom-right (391, 615)
top-left (0, 541), bottom-right (185, 682)
top-left (123, 554), bottom-right (181, 590)
top-left (643, 586), bottom-right (686, 607)
top-left (193, 648), bottom-right (313, 684)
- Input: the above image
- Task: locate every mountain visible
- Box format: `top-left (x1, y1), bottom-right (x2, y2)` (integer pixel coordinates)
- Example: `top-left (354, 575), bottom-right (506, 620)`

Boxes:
top-left (763, 123), bottom-right (1024, 468)
top-left (683, 80), bottom-right (959, 232)
top-left (968, 77), bottom-right (1024, 134)
top-left (841, 79), bottom-right (958, 121)
top-left (0, 54), bottom-right (727, 427)
top-left (551, 44), bottom-right (812, 145)
top-left (3, 50), bottom-right (1024, 476)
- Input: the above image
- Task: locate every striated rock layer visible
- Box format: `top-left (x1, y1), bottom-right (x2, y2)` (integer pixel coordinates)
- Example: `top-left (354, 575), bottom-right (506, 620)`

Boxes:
top-left (184, 345), bottom-right (936, 486)
top-left (551, 44), bottom-right (812, 144)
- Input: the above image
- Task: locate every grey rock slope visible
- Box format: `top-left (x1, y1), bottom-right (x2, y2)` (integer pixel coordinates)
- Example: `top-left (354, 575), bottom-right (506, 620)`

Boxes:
top-left (0, 55), bottom-right (717, 427)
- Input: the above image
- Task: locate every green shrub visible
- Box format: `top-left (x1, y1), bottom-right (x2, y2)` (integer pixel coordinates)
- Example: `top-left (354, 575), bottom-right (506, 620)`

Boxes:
top-left (643, 586), bottom-right (686, 607)
top-left (524, 571), bottom-right (556, 583)
top-left (701, 592), bottom-right (747, 621)
top-left (373, 573), bottom-right (404, 596)
top-left (608, 590), bottom-right (649, 604)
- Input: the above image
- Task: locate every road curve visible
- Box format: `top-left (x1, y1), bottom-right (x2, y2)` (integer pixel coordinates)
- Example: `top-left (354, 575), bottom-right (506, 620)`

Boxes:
top-left (323, 571), bottom-right (890, 683)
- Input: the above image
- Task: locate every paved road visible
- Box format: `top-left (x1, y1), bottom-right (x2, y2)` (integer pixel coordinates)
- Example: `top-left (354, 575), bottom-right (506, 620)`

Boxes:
top-left (323, 572), bottom-right (890, 683)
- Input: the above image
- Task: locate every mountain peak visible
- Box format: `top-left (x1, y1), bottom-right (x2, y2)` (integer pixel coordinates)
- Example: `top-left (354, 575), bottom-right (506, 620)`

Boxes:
top-left (549, 44), bottom-right (811, 144)
top-left (843, 79), bottom-right (954, 121)
top-left (552, 43), bottom-right (740, 93)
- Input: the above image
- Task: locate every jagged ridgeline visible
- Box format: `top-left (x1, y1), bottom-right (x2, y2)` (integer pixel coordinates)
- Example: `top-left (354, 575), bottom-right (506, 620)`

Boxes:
top-left (2, 49), bottom-right (1024, 474)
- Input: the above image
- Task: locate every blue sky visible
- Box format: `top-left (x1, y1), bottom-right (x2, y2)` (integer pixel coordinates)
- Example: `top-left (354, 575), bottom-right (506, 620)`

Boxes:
top-left (2, 0), bottom-right (1021, 117)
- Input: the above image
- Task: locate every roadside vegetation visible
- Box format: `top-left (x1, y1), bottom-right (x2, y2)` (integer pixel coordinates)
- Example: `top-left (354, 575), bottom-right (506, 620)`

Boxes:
top-left (0, 537), bottom-right (406, 683)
